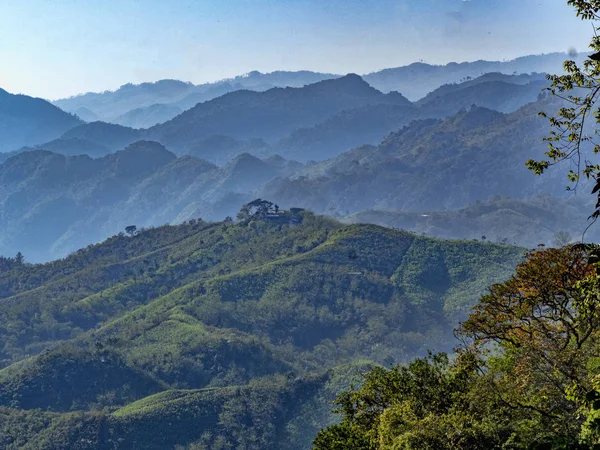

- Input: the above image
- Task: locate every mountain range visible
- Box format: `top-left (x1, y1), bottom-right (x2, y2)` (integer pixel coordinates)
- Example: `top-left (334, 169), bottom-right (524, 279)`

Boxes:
top-left (0, 54), bottom-right (593, 263)
top-left (0, 141), bottom-right (304, 261)
top-left (28, 71), bottom-right (553, 161)
top-left (0, 211), bottom-right (522, 448)
top-left (1, 51), bottom-right (597, 449)
top-left (51, 52), bottom-right (581, 128)
top-left (261, 100), bottom-right (566, 213)
top-left (0, 75), bottom-right (594, 261)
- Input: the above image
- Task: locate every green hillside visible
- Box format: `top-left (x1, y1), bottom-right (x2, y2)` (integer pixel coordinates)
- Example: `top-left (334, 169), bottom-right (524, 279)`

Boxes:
top-left (0, 363), bottom-right (370, 450)
top-left (0, 207), bottom-right (523, 448)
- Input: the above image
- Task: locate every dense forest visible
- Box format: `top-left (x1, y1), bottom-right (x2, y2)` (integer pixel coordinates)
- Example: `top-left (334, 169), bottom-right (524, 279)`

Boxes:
top-left (0, 203), bottom-right (523, 448)
top-left (313, 244), bottom-right (600, 449)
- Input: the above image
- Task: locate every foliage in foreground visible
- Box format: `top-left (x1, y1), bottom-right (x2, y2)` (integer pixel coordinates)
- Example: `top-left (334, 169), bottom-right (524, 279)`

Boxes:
top-left (313, 245), bottom-right (600, 449)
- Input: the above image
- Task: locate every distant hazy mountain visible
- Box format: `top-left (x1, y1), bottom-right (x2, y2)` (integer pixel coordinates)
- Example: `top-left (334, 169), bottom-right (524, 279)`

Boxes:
top-left (52, 52), bottom-right (579, 125)
top-left (417, 73), bottom-right (549, 116)
top-left (1, 96), bottom-right (577, 262)
top-left (147, 74), bottom-right (410, 152)
top-left (0, 141), bottom-right (303, 261)
top-left (0, 70), bottom-right (584, 261)
top-left (61, 121), bottom-right (142, 151)
top-left (0, 141), bottom-right (176, 261)
top-left (0, 88), bottom-right (83, 152)
top-left (272, 102), bottom-right (418, 161)
top-left (72, 106), bottom-right (99, 122)
top-left (53, 79), bottom-right (196, 123)
top-left (260, 98), bottom-right (569, 214)
top-left (225, 69), bottom-right (337, 90)
top-left (53, 72), bottom-right (338, 124)
top-left (51, 74), bottom-right (411, 157)
top-left (186, 135), bottom-right (271, 165)
top-left (169, 82), bottom-right (242, 110)
top-left (19, 137), bottom-right (112, 158)
top-left (269, 72), bottom-right (548, 162)
top-left (111, 151), bottom-right (299, 230)
top-left (39, 72), bottom-right (550, 165)
top-left (342, 196), bottom-right (598, 248)
top-left (364, 52), bottom-right (584, 100)
top-left (111, 103), bottom-right (183, 128)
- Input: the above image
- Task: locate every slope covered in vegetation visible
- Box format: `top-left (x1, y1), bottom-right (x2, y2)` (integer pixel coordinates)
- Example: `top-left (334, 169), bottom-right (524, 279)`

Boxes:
top-left (312, 245), bottom-right (600, 449)
top-left (0, 207), bottom-right (522, 448)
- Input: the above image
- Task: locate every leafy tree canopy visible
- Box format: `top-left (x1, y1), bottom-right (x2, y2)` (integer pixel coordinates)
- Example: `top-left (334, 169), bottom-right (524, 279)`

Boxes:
top-left (527, 0), bottom-right (600, 220)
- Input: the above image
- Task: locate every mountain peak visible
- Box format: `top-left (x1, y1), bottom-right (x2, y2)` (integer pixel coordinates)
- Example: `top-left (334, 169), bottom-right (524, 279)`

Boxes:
top-left (230, 152), bottom-right (263, 165)
top-left (305, 74), bottom-right (379, 96)
top-left (119, 79), bottom-right (192, 92)
top-left (104, 141), bottom-right (176, 164)
top-left (242, 70), bottom-right (263, 78)
top-left (224, 152), bottom-right (271, 175)
top-left (119, 140), bottom-right (172, 155)
top-left (331, 73), bottom-right (367, 86)
top-left (104, 140), bottom-right (176, 173)
top-left (0, 89), bottom-right (83, 152)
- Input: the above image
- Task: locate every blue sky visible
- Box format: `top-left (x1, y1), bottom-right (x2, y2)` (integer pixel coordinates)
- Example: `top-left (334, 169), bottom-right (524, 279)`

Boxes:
top-left (0, 0), bottom-right (592, 99)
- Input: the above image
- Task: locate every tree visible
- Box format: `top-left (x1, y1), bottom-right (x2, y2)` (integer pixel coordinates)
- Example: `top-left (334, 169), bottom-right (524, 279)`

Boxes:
top-left (14, 252), bottom-right (24, 266)
top-left (125, 225), bottom-right (137, 236)
top-left (312, 353), bottom-right (513, 450)
top-left (459, 245), bottom-right (600, 441)
top-left (527, 0), bottom-right (600, 219)
top-left (236, 199), bottom-right (274, 222)
top-left (554, 230), bottom-right (574, 247)
top-left (246, 198), bottom-right (273, 216)
top-left (236, 204), bottom-right (251, 222)
top-left (313, 246), bottom-right (600, 449)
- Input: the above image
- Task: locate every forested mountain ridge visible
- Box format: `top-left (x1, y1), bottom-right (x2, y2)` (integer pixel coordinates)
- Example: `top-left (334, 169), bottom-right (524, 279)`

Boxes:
top-left (342, 196), bottom-right (598, 248)
top-left (53, 72), bottom-right (338, 124)
top-left (261, 97), bottom-right (569, 215)
top-left (145, 74), bottom-right (412, 152)
top-left (0, 208), bottom-right (523, 448)
top-left (0, 363), bottom-right (369, 450)
top-left (0, 88), bottom-right (83, 152)
top-left (0, 142), bottom-right (300, 261)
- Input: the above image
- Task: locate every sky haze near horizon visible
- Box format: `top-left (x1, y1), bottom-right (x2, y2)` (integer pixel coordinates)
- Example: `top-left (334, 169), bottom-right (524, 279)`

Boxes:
top-left (0, 0), bottom-right (593, 99)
